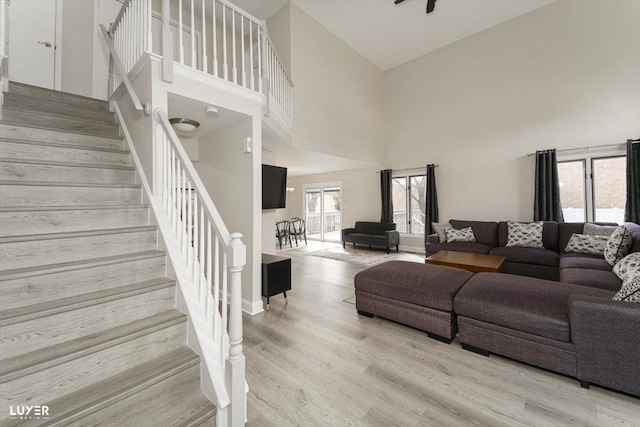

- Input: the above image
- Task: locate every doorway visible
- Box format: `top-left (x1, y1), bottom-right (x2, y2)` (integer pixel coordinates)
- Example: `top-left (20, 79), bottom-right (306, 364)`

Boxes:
top-left (8, 0), bottom-right (62, 89)
top-left (304, 183), bottom-right (342, 242)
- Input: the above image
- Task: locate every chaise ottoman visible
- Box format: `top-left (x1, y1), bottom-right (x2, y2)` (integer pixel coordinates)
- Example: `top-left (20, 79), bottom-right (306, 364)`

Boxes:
top-left (354, 261), bottom-right (474, 343)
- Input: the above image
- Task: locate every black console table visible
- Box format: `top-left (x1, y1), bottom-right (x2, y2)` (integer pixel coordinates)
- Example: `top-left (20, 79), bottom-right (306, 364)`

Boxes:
top-left (261, 254), bottom-right (291, 311)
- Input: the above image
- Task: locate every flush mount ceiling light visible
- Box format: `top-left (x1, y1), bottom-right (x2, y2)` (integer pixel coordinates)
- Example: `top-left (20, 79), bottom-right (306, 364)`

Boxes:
top-left (169, 118), bottom-right (200, 133)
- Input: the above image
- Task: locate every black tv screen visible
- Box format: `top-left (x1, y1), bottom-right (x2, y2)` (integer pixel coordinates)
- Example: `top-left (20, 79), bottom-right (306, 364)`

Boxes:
top-left (262, 165), bottom-right (287, 209)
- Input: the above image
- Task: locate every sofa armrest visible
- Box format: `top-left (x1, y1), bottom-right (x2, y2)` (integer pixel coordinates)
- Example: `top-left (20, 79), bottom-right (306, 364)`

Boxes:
top-left (385, 230), bottom-right (400, 246)
top-left (342, 228), bottom-right (356, 239)
top-left (426, 234), bottom-right (439, 244)
top-left (570, 295), bottom-right (640, 396)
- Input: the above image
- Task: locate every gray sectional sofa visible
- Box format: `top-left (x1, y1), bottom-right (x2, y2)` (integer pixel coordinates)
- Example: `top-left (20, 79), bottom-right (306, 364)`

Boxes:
top-left (355, 221), bottom-right (640, 397)
top-left (426, 220), bottom-right (638, 289)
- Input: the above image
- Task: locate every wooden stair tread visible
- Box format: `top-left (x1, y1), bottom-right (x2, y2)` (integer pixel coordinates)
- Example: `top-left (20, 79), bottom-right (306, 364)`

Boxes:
top-left (0, 180), bottom-right (141, 188)
top-left (0, 204), bottom-right (148, 212)
top-left (2, 347), bottom-right (199, 427)
top-left (0, 225), bottom-right (156, 243)
top-left (0, 278), bottom-right (175, 325)
top-left (3, 92), bottom-right (116, 123)
top-left (0, 250), bottom-right (166, 280)
top-left (2, 105), bottom-right (119, 128)
top-left (8, 81), bottom-right (110, 111)
top-left (0, 137), bottom-right (130, 154)
top-left (0, 158), bottom-right (136, 171)
top-left (0, 124), bottom-right (124, 150)
top-left (0, 310), bottom-right (186, 383)
top-left (169, 406), bottom-right (218, 427)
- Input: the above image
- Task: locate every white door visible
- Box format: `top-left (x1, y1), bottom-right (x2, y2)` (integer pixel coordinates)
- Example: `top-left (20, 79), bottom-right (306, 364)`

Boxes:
top-left (8, 0), bottom-right (61, 89)
top-left (304, 184), bottom-right (342, 242)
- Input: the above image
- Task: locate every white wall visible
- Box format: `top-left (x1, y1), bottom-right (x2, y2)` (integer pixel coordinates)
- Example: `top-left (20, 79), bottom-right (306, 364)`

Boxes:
top-left (287, 166), bottom-right (381, 235)
top-left (383, 0), bottom-right (640, 236)
top-left (197, 117), bottom-right (263, 314)
top-left (290, 4), bottom-right (385, 165)
top-left (61, 0), bottom-right (95, 96)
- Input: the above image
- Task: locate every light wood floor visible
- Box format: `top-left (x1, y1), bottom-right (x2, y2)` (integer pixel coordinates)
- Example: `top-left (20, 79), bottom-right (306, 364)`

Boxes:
top-left (244, 243), bottom-right (640, 426)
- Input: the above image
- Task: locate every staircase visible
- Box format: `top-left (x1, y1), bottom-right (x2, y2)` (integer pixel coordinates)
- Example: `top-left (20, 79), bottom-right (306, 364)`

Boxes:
top-left (0, 82), bottom-right (216, 426)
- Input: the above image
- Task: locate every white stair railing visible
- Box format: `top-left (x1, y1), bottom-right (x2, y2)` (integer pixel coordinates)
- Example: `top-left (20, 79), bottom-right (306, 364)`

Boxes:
top-left (107, 0), bottom-right (293, 126)
top-left (0, 0), bottom-right (8, 104)
top-left (154, 108), bottom-right (246, 426)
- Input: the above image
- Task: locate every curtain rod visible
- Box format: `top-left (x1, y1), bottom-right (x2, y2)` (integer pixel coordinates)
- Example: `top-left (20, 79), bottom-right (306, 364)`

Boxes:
top-left (525, 141), bottom-right (635, 157)
top-left (376, 165), bottom-right (439, 174)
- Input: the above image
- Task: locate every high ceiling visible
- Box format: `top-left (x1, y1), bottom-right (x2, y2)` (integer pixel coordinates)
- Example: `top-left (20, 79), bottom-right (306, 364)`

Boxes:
top-left (239, 0), bottom-right (557, 71)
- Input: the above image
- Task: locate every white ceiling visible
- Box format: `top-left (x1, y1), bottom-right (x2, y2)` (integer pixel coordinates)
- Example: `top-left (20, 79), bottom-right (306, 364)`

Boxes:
top-left (167, 94), bottom-right (248, 139)
top-left (238, 0), bottom-right (557, 71)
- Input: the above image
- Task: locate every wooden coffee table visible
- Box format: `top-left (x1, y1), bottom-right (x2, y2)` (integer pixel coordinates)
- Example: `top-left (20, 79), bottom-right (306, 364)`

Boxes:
top-left (425, 250), bottom-right (505, 273)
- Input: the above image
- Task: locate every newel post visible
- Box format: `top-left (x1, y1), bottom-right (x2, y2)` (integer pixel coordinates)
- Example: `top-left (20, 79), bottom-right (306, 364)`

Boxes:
top-left (225, 232), bottom-right (246, 426)
top-left (161, 0), bottom-right (174, 83)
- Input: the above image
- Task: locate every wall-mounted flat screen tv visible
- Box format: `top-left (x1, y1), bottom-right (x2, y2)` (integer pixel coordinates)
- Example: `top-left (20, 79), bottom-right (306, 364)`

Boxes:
top-left (262, 164), bottom-right (287, 209)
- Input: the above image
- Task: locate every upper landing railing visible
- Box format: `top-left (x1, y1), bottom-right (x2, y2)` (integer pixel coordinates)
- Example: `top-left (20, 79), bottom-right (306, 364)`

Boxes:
top-left (107, 0), bottom-right (293, 124)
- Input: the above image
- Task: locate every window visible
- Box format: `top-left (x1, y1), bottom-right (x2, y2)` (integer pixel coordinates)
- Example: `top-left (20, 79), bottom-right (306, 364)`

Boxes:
top-left (392, 174), bottom-right (426, 234)
top-left (558, 155), bottom-right (626, 224)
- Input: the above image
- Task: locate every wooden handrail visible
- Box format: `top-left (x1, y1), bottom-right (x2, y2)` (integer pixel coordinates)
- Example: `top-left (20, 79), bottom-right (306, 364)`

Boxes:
top-left (154, 109), bottom-right (232, 245)
top-left (99, 24), bottom-right (150, 115)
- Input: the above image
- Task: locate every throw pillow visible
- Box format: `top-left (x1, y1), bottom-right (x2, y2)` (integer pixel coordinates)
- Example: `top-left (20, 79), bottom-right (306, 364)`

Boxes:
top-left (612, 252), bottom-right (640, 281)
top-left (583, 223), bottom-right (618, 237)
top-left (613, 275), bottom-right (640, 303)
top-left (564, 233), bottom-right (608, 255)
top-left (446, 227), bottom-right (476, 243)
top-left (506, 221), bottom-right (543, 248)
top-left (604, 226), bottom-right (633, 266)
top-left (432, 222), bottom-right (453, 243)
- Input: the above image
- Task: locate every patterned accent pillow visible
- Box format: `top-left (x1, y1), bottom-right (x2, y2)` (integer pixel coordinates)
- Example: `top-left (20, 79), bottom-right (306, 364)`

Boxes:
top-left (445, 227), bottom-right (476, 243)
top-left (564, 233), bottom-right (608, 255)
top-left (506, 221), bottom-right (543, 248)
top-left (604, 226), bottom-right (633, 266)
top-left (612, 252), bottom-right (640, 281)
top-left (583, 223), bottom-right (618, 237)
top-left (432, 222), bottom-right (453, 243)
top-left (613, 275), bottom-right (640, 303)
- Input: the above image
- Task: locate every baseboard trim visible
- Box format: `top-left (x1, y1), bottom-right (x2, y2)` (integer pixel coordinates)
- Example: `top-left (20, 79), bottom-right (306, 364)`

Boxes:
top-left (243, 298), bottom-right (264, 315)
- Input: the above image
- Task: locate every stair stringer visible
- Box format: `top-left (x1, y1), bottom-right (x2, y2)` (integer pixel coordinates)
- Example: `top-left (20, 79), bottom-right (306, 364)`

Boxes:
top-left (113, 102), bottom-right (232, 414)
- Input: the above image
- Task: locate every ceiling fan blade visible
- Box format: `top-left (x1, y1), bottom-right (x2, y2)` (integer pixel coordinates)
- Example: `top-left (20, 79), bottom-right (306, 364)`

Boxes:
top-left (394, 0), bottom-right (406, 4)
top-left (426, 0), bottom-right (436, 13)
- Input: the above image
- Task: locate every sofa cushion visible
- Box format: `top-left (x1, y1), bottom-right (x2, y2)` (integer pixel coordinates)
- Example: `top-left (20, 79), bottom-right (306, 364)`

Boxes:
top-left (613, 275), bottom-right (640, 302)
top-left (348, 233), bottom-right (386, 241)
top-left (425, 242), bottom-right (493, 255)
top-left (583, 223), bottom-right (618, 237)
top-left (564, 233), bottom-right (608, 255)
top-left (559, 254), bottom-right (612, 271)
top-left (432, 222), bottom-right (453, 242)
top-left (454, 273), bottom-right (614, 342)
top-left (558, 222), bottom-right (617, 252)
top-left (489, 246), bottom-right (559, 267)
top-left (354, 261), bottom-right (474, 311)
top-left (499, 221), bottom-right (559, 251)
top-left (354, 221), bottom-right (396, 236)
top-left (450, 220), bottom-right (498, 248)
top-left (624, 222), bottom-right (640, 253)
top-left (604, 226), bottom-right (633, 266)
top-left (506, 221), bottom-right (544, 248)
top-left (612, 252), bottom-right (640, 281)
top-left (446, 227), bottom-right (476, 243)
top-left (560, 268), bottom-right (622, 292)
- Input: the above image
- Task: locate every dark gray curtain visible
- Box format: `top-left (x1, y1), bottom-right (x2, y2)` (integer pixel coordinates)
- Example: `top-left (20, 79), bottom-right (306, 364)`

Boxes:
top-left (380, 169), bottom-right (393, 223)
top-left (424, 164), bottom-right (438, 237)
top-left (625, 139), bottom-right (640, 224)
top-left (534, 149), bottom-right (564, 222)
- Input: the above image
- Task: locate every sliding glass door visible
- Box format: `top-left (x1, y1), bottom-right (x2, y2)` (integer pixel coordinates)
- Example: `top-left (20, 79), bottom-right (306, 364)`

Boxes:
top-left (305, 184), bottom-right (342, 242)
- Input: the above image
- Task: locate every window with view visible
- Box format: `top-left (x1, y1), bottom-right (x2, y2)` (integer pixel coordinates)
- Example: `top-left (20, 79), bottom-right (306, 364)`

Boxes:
top-left (558, 155), bottom-right (626, 224)
top-left (392, 174), bottom-right (426, 234)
